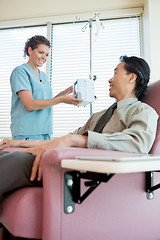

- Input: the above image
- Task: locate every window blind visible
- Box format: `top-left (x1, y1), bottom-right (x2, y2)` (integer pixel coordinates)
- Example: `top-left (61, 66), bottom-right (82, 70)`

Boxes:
top-left (0, 26), bottom-right (47, 138)
top-left (51, 17), bottom-right (141, 137)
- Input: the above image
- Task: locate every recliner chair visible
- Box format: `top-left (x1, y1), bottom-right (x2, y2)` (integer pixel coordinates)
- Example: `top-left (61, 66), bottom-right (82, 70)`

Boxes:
top-left (0, 80), bottom-right (160, 240)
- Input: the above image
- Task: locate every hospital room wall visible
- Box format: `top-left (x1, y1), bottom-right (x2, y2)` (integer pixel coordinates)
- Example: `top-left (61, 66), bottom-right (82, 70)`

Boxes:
top-left (0, 0), bottom-right (144, 21)
top-left (143, 0), bottom-right (160, 82)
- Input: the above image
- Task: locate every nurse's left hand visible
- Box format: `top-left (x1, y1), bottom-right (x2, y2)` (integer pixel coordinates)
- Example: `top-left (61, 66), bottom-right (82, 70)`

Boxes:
top-left (56, 86), bottom-right (73, 97)
top-left (62, 86), bottom-right (73, 95)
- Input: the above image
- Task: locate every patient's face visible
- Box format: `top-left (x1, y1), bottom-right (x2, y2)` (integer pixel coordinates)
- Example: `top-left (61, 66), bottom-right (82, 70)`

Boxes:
top-left (108, 62), bottom-right (135, 102)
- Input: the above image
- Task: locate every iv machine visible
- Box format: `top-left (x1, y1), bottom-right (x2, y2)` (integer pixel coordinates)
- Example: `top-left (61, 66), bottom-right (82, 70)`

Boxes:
top-left (73, 79), bottom-right (96, 107)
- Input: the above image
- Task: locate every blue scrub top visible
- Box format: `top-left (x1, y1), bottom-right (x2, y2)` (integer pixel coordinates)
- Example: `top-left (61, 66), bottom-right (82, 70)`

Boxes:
top-left (10, 63), bottom-right (53, 137)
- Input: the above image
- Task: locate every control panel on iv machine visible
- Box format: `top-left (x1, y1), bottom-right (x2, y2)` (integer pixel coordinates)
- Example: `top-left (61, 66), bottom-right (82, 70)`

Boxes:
top-left (73, 76), bottom-right (97, 107)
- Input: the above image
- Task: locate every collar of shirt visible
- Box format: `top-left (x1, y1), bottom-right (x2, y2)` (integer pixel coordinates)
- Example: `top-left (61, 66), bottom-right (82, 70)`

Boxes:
top-left (117, 97), bottom-right (138, 110)
top-left (22, 63), bottom-right (43, 81)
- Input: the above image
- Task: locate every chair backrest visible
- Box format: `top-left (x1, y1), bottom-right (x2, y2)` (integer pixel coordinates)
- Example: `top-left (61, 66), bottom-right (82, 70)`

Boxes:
top-left (142, 80), bottom-right (160, 154)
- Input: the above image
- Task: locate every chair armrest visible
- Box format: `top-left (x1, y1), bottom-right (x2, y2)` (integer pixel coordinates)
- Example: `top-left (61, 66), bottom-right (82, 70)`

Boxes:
top-left (41, 147), bottom-right (138, 166)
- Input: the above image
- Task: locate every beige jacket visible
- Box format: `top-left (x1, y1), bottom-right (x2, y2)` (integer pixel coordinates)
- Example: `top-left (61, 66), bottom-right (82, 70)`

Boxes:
top-left (72, 98), bottom-right (159, 154)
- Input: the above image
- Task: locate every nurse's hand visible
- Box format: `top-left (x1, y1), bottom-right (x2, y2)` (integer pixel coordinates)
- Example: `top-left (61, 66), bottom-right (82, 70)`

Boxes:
top-left (61, 86), bottom-right (73, 95)
top-left (62, 95), bottom-right (83, 105)
top-left (56, 86), bottom-right (73, 97)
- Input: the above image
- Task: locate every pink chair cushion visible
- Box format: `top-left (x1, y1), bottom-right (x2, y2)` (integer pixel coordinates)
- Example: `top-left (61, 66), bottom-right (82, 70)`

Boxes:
top-left (1, 187), bottom-right (42, 239)
top-left (143, 80), bottom-right (160, 154)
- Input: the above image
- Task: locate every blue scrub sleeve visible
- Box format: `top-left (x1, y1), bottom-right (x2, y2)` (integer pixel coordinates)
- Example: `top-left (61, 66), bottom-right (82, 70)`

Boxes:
top-left (10, 67), bottom-right (32, 95)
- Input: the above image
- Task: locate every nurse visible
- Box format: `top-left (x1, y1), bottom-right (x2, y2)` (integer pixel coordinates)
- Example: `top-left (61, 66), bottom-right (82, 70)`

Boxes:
top-left (10, 35), bottom-right (81, 140)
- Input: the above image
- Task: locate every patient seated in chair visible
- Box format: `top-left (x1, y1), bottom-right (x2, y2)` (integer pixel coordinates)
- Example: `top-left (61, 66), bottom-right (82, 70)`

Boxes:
top-left (0, 55), bottom-right (158, 200)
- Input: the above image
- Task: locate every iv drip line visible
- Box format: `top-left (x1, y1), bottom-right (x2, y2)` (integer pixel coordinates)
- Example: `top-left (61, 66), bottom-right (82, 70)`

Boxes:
top-left (81, 13), bottom-right (104, 115)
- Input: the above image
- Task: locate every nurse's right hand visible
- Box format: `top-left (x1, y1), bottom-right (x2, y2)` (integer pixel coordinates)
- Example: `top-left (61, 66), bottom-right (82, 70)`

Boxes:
top-left (62, 95), bottom-right (83, 105)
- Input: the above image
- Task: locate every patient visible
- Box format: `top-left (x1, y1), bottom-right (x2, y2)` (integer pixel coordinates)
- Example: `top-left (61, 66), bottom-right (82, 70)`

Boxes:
top-left (0, 55), bottom-right (158, 199)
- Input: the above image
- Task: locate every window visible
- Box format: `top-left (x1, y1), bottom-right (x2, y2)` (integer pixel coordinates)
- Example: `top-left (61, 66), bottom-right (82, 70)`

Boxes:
top-left (51, 17), bottom-right (141, 137)
top-left (0, 16), bottom-right (141, 138)
top-left (0, 26), bottom-right (47, 138)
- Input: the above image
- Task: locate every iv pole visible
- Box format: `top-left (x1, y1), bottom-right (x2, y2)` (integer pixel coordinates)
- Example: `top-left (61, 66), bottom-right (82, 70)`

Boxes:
top-left (89, 19), bottom-right (93, 115)
top-left (82, 13), bottom-right (102, 115)
top-left (89, 18), bottom-right (93, 82)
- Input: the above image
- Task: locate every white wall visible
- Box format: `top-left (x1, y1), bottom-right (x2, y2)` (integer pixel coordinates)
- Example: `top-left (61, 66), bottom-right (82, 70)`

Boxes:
top-left (0, 0), bottom-right (144, 21)
top-left (143, 0), bottom-right (160, 81)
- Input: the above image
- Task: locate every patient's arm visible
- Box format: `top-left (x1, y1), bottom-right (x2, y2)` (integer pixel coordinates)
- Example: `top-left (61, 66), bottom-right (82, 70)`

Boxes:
top-left (20, 135), bottom-right (88, 181)
top-left (0, 138), bottom-right (52, 149)
top-left (0, 135), bottom-right (88, 181)
top-left (0, 133), bottom-right (88, 149)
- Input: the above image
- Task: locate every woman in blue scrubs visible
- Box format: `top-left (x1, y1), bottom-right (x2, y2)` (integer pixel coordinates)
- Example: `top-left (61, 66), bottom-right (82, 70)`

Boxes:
top-left (10, 35), bottom-right (81, 140)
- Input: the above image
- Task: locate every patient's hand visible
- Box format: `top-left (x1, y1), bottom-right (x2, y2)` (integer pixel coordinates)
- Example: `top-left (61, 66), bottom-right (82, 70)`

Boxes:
top-left (19, 137), bottom-right (66, 181)
top-left (0, 139), bottom-right (19, 149)
top-left (20, 145), bottom-right (47, 181)
top-left (19, 135), bottom-right (74, 181)
top-left (19, 135), bottom-right (88, 181)
top-left (0, 138), bottom-right (50, 149)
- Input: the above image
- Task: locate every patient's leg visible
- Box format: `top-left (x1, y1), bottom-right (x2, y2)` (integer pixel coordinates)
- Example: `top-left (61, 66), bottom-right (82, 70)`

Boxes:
top-left (0, 151), bottom-right (42, 200)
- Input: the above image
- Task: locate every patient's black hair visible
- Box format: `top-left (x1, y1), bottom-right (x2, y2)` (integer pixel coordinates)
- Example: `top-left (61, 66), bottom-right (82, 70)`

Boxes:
top-left (24, 35), bottom-right (51, 57)
top-left (120, 55), bottom-right (150, 100)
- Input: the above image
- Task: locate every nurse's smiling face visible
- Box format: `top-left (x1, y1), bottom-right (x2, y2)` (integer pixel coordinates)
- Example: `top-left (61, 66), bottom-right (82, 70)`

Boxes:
top-left (27, 44), bottom-right (50, 68)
